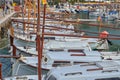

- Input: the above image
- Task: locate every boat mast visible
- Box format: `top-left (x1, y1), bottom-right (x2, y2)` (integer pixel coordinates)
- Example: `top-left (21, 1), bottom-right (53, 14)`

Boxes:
top-left (37, 0), bottom-right (42, 80)
top-left (40, 0), bottom-right (47, 61)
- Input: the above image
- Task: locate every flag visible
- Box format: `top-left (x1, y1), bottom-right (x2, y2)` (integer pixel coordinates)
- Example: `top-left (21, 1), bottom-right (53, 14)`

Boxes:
top-left (42, 0), bottom-right (47, 4)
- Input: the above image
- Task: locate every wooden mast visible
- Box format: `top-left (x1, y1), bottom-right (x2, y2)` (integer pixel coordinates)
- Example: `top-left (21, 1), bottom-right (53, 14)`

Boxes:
top-left (24, 0), bottom-right (35, 31)
top-left (40, 0), bottom-right (47, 59)
top-left (37, 0), bottom-right (47, 79)
top-left (33, 0), bottom-right (37, 33)
top-left (36, 0), bottom-right (42, 80)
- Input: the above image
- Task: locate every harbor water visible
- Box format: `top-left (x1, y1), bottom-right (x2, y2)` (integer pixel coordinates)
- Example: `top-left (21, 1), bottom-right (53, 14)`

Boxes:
top-left (0, 12), bottom-right (120, 78)
top-left (0, 28), bottom-right (12, 78)
top-left (73, 12), bottom-right (120, 51)
top-left (0, 47), bottom-right (12, 78)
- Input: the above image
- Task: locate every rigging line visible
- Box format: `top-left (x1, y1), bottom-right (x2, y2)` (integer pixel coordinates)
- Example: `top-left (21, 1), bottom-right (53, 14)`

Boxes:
top-left (22, 0), bottom-right (25, 33)
top-left (42, 25), bottom-right (120, 37)
top-left (11, 20), bottom-right (120, 37)
top-left (11, 21), bottom-right (109, 34)
top-left (43, 33), bottom-right (120, 40)
top-left (13, 24), bottom-right (120, 38)
top-left (40, 16), bottom-right (117, 29)
top-left (14, 29), bottom-right (120, 39)
top-left (12, 19), bottom-right (120, 31)
top-left (11, 17), bottom-right (119, 30)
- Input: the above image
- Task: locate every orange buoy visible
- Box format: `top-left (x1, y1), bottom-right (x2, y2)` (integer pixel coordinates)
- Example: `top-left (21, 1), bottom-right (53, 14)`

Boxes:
top-left (99, 31), bottom-right (109, 39)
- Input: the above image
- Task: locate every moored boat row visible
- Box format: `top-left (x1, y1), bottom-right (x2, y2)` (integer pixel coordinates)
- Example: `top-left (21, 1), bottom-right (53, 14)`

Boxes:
top-left (3, 0), bottom-right (120, 80)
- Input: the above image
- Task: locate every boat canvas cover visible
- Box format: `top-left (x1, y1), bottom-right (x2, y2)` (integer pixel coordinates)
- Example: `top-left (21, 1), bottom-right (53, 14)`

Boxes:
top-left (46, 51), bottom-right (102, 62)
top-left (45, 40), bottom-right (91, 50)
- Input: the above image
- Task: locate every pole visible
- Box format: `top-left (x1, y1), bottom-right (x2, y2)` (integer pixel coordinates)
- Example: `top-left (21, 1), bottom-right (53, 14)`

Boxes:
top-left (40, 4), bottom-right (46, 59)
top-left (22, 0), bottom-right (25, 33)
top-left (10, 35), bottom-right (13, 46)
top-left (37, 0), bottom-right (41, 80)
top-left (98, 20), bottom-right (102, 33)
top-left (13, 45), bottom-right (16, 56)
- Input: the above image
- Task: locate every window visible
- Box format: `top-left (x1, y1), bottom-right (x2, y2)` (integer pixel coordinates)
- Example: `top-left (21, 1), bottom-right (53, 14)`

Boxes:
top-left (68, 49), bottom-right (84, 52)
top-left (49, 49), bottom-right (64, 51)
top-left (65, 72), bottom-right (82, 76)
top-left (52, 61), bottom-right (70, 67)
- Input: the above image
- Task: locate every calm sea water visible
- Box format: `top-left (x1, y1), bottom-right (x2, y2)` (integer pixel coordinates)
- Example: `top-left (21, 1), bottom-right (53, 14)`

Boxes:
top-left (0, 47), bottom-right (12, 78)
top-left (0, 29), bottom-right (11, 78)
top-left (73, 12), bottom-right (120, 51)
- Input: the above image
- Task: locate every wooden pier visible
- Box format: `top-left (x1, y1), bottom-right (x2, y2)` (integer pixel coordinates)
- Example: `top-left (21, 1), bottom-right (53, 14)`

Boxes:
top-left (0, 12), bottom-right (16, 32)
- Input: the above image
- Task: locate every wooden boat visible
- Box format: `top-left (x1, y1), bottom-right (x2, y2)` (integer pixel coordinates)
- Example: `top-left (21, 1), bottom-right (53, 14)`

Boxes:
top-left (42, 60), bottom-right (120, 80)
top-left (13, 38), bottom-right (91, 56)
top-left (5, 0), bottom-right (118, 80)
top-left (12, 23), bottom-right (79, 42)
top-left (4, 75), bottom-right (38, 80)
top-left (3, 55), bottom-right (120, 80)
top-left (15, 50), bottom-right (120, 73)
top-left (14, 38), bottom-right (109, 56)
